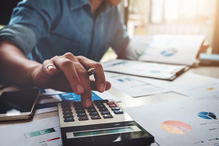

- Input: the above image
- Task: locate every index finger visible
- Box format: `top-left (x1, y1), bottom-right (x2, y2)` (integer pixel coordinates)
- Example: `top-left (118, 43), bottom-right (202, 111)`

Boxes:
top-left (77, 56), bottom-right (106, 92)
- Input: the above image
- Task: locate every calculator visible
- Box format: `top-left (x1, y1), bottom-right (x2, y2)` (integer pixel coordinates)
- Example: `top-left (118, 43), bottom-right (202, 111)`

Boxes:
top-left (58, 100), bottom-right (154, 146)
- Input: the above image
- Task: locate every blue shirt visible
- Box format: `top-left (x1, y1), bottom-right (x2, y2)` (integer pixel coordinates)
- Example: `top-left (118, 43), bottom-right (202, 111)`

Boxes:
top-left (0, 0), bottom-right (129, 62)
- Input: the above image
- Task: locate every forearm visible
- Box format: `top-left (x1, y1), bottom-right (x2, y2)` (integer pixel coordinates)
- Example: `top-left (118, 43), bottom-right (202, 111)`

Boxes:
top-left (0, 41), bottom-right (41, 86)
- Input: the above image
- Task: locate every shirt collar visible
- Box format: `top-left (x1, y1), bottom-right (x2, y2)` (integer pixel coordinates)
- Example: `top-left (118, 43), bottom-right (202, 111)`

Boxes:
top-left (69, 0), bottom-right (112, 14)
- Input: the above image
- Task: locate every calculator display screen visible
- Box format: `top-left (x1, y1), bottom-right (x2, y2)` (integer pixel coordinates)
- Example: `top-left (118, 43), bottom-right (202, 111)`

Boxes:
top-left (74, 127), bottom-right (133, 138)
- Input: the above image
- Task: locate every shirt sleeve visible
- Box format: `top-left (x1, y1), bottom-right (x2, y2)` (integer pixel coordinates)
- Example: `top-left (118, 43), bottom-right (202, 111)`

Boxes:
top-left (0, 0), bottom-right (61, 55)
top-left (110, 7), bottom-right (130, 55)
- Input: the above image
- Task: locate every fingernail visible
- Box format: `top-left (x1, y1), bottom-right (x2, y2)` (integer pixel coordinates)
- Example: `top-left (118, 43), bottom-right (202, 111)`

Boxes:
top-left (99, 83), bottom-right (105, 92)
top-left (85, 98), bottom-right (92, 107)
top-left (47, 65), bottom-right (54, 71)
top-left (76, 84), bottom-right (84, 94)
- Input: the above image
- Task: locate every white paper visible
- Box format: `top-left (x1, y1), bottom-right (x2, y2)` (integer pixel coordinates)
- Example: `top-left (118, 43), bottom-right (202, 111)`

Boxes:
top-left (103, 59), bottom-right (187, 80)
top-left (125, 98), bottom-right (219, 146)
top-left (105, 72), bottom-right (170, 97)
top-left (139, 35), bottom-right (204, 66)
top-left (94, 90), bottom-right (120, 102)
top-left (0, 117), bottom-right (62, 146)
top-left (145, 72), bottom-right (219, 99)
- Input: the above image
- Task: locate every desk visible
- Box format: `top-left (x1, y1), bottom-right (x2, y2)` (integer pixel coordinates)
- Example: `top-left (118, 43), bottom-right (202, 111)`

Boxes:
top-left (0, 66), bottom-right (219, 145)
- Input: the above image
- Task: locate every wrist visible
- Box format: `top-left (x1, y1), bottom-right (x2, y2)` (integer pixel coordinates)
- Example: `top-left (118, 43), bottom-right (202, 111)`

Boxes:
top-left (26, 61), bottom-right (42, 86)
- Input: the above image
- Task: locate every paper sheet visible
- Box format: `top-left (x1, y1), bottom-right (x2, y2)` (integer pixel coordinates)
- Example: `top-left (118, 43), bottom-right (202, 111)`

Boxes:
top-left (0, 117), bottom-right (62, 146)
top-left (125, 98), bottom-right (219, 146)
top-left (103, 59), bottom-right (187, 80)
top-left (105, 72), bottom-right (170, 97)
top-left (144, 72), bottom-right (219, 99)
top-left (139, 35), bottom-right (204, 66)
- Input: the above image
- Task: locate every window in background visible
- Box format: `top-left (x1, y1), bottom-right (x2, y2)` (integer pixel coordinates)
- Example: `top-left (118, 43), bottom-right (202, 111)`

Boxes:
top-left (127, 0), bottom-right (217, 53)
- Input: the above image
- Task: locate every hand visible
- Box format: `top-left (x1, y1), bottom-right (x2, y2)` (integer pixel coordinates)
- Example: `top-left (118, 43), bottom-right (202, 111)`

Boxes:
top-left (31, 52), bottom-right (111, 107)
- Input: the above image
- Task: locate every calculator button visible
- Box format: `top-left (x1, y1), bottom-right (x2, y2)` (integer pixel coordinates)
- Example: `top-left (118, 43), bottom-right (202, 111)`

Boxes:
top-left (75, 106), bottom-right (84, 110)
top-left (64, 117), bottom-right (74, 122)
top-left (109, 104), bottom-right (117, 107)
top-left (111, 107), bottom-right (120, 110)
top-left (76, 109), bottom-right (85, 113)
top-left (77, 113), bottom-right (87, 117)
top-left (78, 116), bottom-right (89, 121)
top-left (101, 111), bottom-right (110, 115)
top-left (91, 115), bottom-right (101, 120)
top-left (88, 108), bottom-right (96, 112)
top-left (114, 110), bottom-right (123, 114)
top-left (93, 100), bottom-right (108, 104)
top-left (62, 108), bottom-right (71, 112)
top-left (103, 114), bottom-right (113, 119)
top-left (97, 104), bottom-right (105, 108)
top-left (63, 114), bottom-right (73, 118)
top-left (62, 110), bottom-right (72, 114)
top-left (89, 111), bottom-right (99, 116)
top-left (98, 107), bottom-right (108, 111)
top-left (73, 102), bottom-right (83, 106)
top-left (107, 101), bottom-right (115, 105)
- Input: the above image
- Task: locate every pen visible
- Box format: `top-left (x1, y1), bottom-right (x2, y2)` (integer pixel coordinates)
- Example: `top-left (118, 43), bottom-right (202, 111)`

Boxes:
top-left (87, 68), bottom-right (96, 76)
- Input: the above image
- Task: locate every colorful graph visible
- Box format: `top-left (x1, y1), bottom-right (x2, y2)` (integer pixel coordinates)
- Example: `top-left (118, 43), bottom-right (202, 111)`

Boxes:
top-left (198, 112), bottom-right (217, 120)
top-left (161, 120), bottom-right (192, 134)
top-left (24, 127), bottom-right (60, 138)
top-left (161, 48), bottom-right (177, 57)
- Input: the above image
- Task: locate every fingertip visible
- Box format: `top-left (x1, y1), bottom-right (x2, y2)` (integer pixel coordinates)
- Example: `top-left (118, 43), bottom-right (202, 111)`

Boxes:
top-left (46, 65), bottom-right (56, 74)
top-left (99, 83), bottom-right (105, 92)
top-left (75, 84), bottom-right (84, 95)
top-left (105, 81), bottom-right (111, 91)
top-left (83, 98), bottom-right (92, 108)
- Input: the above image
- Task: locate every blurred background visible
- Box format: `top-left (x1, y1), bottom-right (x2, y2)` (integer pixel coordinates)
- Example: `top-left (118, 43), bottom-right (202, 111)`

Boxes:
top-left (1, 0), bottom-right (219, 60)
top-left (122, 0), bottom-right (218, 53)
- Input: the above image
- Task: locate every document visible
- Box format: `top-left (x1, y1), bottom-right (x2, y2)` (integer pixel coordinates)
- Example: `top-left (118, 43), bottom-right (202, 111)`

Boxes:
top-left (139, 35), bottom-right (204, 66)
top-left (125, 98), bottom-right (219, 146)
top-left (105, 72), bottom-right (170, 97)
top-left (0, 117), bottom-right (62, 146)
top-left (103, 59), bottom-right (188, 80)
top-left (145, 72), bottom-right (219, 99)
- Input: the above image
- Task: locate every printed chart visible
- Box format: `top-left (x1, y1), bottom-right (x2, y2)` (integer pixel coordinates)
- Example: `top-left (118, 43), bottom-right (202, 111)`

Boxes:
top-left (161, 120), bottom-right (192, 134)
top-left (198, 112), bottom-right (217, 120)
top-left (106, 73), bottom-right (169, 97)
top-left (139, 35), bottom-right (204, 66)
top-left (125, 98), bottom-right (219, 146)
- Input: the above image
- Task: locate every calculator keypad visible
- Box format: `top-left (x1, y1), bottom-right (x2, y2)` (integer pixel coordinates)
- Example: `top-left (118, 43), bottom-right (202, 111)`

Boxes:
top-left (60, 100), bottom-right (124, 123)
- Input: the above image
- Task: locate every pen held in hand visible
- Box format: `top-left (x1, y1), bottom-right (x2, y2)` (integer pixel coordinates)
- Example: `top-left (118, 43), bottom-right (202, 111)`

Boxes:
top-left (87, 68), bottom-right (96, 76)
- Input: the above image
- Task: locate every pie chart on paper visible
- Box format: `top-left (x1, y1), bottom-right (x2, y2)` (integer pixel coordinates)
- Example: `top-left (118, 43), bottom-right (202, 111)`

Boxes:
top-left (161, 48), bottom-right (177, 57)
top-left (198, 112), bottom-right (217, 120)
top-left (161, 120), bottom-right (192, 134)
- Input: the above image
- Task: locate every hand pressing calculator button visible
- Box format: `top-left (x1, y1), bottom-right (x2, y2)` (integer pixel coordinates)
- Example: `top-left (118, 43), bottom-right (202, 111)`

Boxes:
top-left (58, 100), bottom-right (154, 146)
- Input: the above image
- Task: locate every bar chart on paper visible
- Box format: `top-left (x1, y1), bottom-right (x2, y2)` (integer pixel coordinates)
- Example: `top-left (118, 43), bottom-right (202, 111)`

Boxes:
top-left (0, 117), bottom-right (62, 146)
